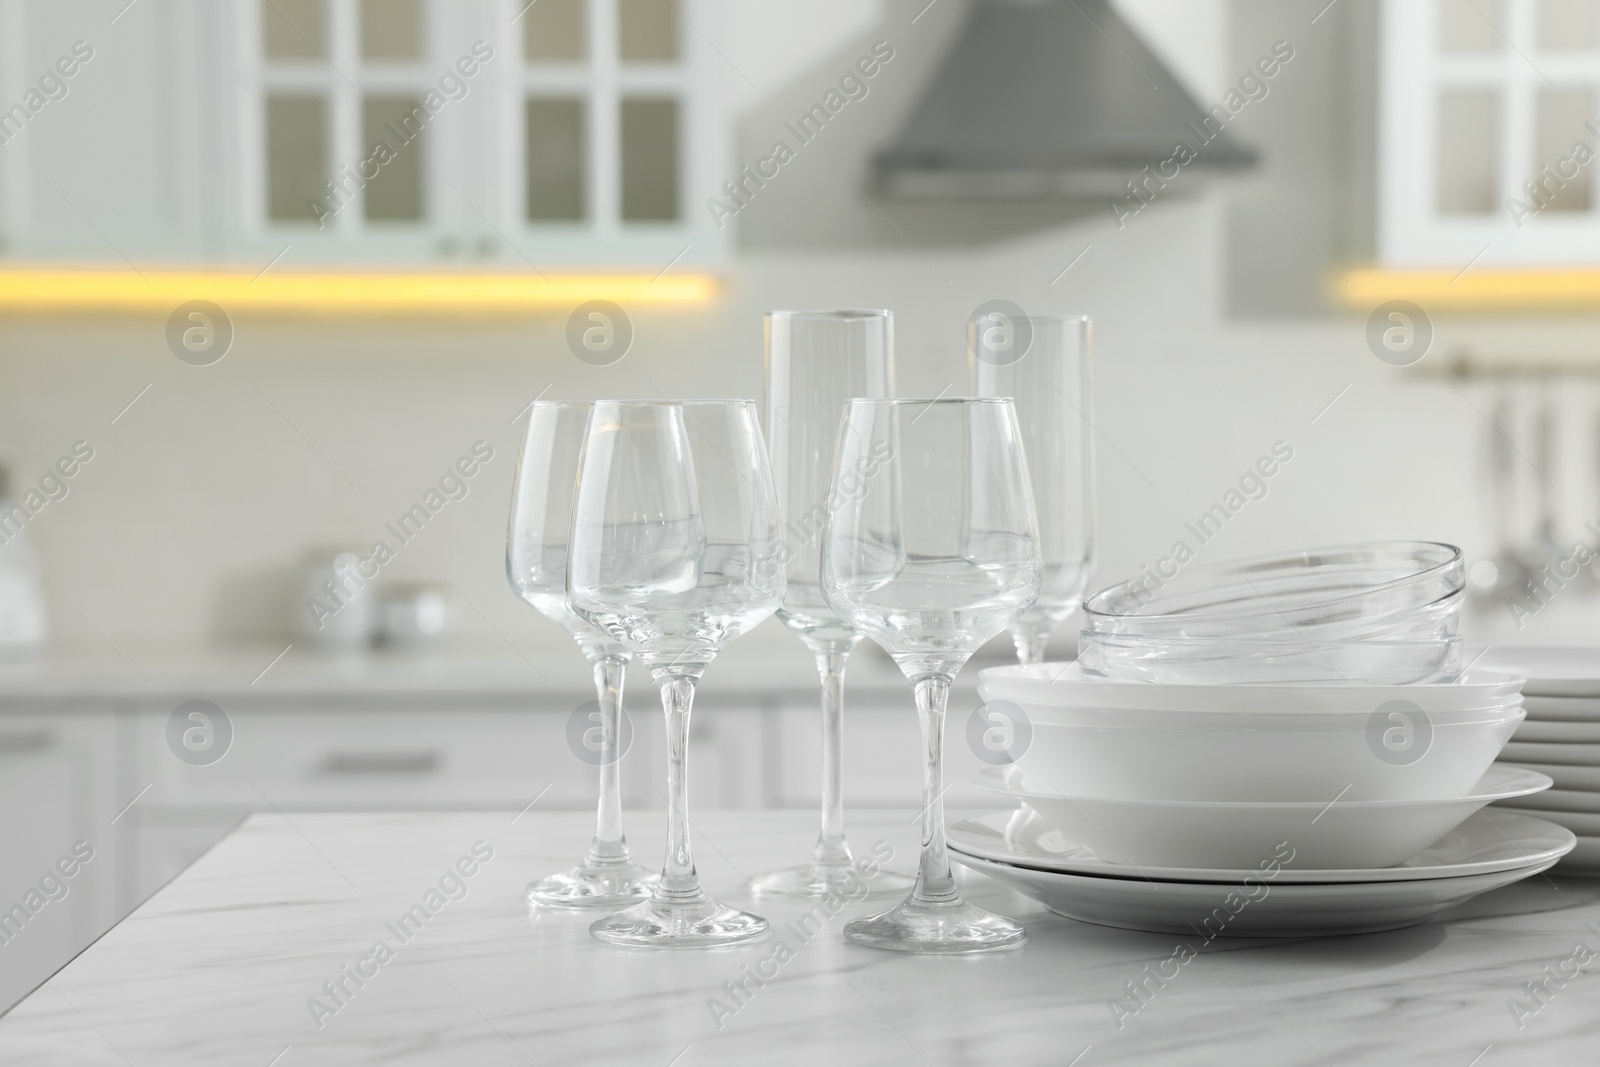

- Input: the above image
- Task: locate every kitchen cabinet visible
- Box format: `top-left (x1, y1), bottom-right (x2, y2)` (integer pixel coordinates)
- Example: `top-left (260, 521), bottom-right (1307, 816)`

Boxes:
top-left (1379, 0), bottom-right (1600, 265)
top-left (0, 0), bottom-right (729, 268)
top-left (0, 710), bottom-right (126, 1012)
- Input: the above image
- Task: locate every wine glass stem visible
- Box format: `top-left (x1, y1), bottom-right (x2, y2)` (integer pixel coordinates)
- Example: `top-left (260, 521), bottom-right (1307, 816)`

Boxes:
top-left (657, 674), bottom-right (703, 903)
top-left (812, 647), bottom-right (852, 867)
top-left (1011, 625), bottom-right (1050, 666)
top-left (910, 673), bottom-right (959, 906)
top-left (585, 653), bottom-right (629, 866)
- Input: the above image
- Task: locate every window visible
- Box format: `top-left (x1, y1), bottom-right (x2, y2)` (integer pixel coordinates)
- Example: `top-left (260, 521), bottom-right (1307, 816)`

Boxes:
top-left (1381, 0), bottom-right (1600, 265)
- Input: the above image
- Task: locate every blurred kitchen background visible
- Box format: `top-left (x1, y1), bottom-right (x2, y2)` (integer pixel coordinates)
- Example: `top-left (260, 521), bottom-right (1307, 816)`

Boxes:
top-left (1, 0), bottom-right (1598, 1008)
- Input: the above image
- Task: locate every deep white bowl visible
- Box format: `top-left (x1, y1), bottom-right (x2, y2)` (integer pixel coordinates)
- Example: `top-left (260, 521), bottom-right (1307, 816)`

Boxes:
top-left (1004, 701), bottom-right (1523, 802)
top-left (969, 764), bottom-right (1551, 869)
top-left (978, 662), bottom-right (1526, 713)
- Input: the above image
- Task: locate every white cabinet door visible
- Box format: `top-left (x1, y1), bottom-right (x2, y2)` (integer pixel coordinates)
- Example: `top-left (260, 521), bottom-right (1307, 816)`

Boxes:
top-left (0, 712), bottom-right (124, 1013)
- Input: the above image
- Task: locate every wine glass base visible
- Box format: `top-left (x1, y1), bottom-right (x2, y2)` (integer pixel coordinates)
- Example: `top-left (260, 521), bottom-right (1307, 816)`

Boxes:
top-left (526, 861), bottom-right (658, 910)
top-left (590, 895), bottom-right (768, 948)
top-left (844, 897), bottom-right (1026, 954)
top-left (748, 862), bottom-right (916, 899)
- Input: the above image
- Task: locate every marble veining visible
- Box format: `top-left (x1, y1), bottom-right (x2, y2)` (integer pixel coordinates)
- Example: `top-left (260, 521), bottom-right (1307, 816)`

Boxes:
top-left (2, 810), bottom-right (1600, 1065)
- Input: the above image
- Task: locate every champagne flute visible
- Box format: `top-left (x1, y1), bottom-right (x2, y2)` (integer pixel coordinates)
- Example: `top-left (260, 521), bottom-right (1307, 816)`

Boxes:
top-left (970, 313), bottom-right (1094, 664)
top-left (507, 401), bottom-right (655, 907)
top-left (749, 310), bottom-right (912, 899)
top-left (821, 398), bottom-right (1041, 953)
top-left (569, 400), bottom-right (786, 947)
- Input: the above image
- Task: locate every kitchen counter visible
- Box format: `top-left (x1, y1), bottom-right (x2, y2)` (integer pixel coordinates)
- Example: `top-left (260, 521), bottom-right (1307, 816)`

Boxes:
top-left (3, 810), bottom-right (1599, 1065)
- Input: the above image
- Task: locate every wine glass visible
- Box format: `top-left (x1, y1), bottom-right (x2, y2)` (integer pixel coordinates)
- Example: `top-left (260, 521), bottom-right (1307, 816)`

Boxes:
top-left (749, 310), bottom-right (912, 900)
top-left (821, 398), bottom-right (1041, 953)
top-left (568, 400), bottom-right (786, 947)
top-left (969, 312), bottom-right (1094, 664)
top-left (507, 401), bottom-right (655, 907)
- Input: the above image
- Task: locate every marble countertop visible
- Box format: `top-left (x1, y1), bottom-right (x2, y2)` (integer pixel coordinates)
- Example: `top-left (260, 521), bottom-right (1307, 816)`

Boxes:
top-left (4, 809), bottom-right (1600, 1066)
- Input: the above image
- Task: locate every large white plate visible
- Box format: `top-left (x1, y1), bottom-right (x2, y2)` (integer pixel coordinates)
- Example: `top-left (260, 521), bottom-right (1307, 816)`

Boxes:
top-left (1561, 836), bottom-right (1600, 874)
top-left (954, 852), bottom-right (1562, 937)
top-left (1497, 759), bottom-right (1600, 791)
top-left (967, 764), bottom-right (1551, 869)
top-left (948, 808), bottom-right (1575, 884)
top-left (1496, 788), bottom-right (1600, 813)
top-left (1501, 740), bottom-right (1600, 766)
top-left (1507, 807), bottom-right (1600, 836)
top-left (1478, 647), bottom-right (1600, 697)
top-left (1514, 718), bottom-right (1600, 743)
top-left (1525, 695), bottom-right (1600, 721)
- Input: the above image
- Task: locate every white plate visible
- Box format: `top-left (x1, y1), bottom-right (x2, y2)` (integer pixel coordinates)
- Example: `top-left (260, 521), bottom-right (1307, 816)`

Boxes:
top-left (1501, 740), bottom-right (1600, 766)
top-left (947, 807), bottom-right (1575, 884)
top-left (1503, 807), bottom-right (1600, 836)
top-left (1560, 836), bottom-right (1600, 874)
top-left (1496, 760), bottom-right (1600, 791)
top-left (969, 764), bottom-right (1552, 869)
top-left (1525, 695), bottom-right (1600, 721)
top-left (1496, 788), bottom-right (1600, 813)
top-left (1477, 647), bottom-right (1600, 697)
top-left (953, 852), bottom-right (1561, 937)
top-left (978, 662), bottom-right (1525, 713)
top-left (1513, 719), bottom-right (1600, 742)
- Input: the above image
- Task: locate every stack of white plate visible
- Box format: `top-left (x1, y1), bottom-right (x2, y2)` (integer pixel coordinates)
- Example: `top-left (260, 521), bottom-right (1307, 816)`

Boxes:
top-left (954, 663), bottom-right (1571, 936)
top-left (1483, 646), bottom-right (1600, 875)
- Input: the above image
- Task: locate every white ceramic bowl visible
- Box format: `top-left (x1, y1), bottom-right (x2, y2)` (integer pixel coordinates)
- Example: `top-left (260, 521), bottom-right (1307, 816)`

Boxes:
top-left (969, 764), bottom-right (1550, 869)
top-left (978, 662), bottom-right (1526, 713)
top-left (1005, 701), bottom-right (1523, 802)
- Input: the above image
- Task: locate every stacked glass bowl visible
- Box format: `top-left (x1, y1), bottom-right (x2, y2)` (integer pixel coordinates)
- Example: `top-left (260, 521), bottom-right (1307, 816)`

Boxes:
top-left (1076, 542), bottom-right (1467, 685)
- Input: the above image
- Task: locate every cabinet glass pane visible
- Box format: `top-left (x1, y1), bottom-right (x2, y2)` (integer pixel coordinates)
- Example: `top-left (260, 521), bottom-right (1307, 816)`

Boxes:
top-left (1437, 89), bottom-right (1498, 214)
top-left (1539, 0), bottom-right (1597, 49)
top-left (1531, 89), bottom-right (1594, 212)
top-left (526, 99), bottom-right (586, 221)
top-left (264, 0), bottom-right (326, 59)
top-left (524, 0), bottom-right (584, 61)
top-left (361, 0), bottom-right (422, 60)
top-left (619, 0), bottom-right (678, 61)
top-left (621, 98), bottom-right (678, 221)
top-left (1440, 0), bottom-right (1503, 53)
top-left (266, 94), bottom-right (328, 222)
top-left (363, 96), bottom-right (426, 222)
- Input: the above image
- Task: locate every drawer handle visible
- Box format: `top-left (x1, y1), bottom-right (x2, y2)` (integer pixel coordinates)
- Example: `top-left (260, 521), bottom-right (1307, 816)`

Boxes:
top-left (318, 751), bottom-right (441, 775)
top-left (0, 730), bottom-right (54, 754)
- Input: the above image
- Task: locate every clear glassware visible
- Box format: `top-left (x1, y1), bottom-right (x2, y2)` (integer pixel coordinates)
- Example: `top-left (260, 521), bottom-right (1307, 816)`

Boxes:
top-left (569, 400), bottom-right (786, 947)
top-left (507, 401), bottom-right (655, 908)
top-left (969, 313), bottom-right (1094, 665)
top-left (749, 310), bottom-right (913, 900)
top-left (821, 398), bottom-right (1042, 953)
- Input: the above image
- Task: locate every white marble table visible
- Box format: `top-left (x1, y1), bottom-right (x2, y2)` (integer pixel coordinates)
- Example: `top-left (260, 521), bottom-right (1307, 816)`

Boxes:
top-left (3, 809), bottom-right (1599, 1066)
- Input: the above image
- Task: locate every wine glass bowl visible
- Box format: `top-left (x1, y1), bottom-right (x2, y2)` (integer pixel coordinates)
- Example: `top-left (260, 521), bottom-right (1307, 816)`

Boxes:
top-left (822, 397), bottom-right (1042, 952)
top-left (568, 400), bottom-right (785, 947)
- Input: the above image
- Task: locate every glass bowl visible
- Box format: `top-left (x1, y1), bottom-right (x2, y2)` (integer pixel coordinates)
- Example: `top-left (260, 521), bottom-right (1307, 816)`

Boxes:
top-left (1075, 632), bottom-right (1464, 685)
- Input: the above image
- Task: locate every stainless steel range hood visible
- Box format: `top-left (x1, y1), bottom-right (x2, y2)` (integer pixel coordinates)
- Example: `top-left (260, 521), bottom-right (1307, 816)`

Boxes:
top-left (876, 0), bottom-right (1257, 197)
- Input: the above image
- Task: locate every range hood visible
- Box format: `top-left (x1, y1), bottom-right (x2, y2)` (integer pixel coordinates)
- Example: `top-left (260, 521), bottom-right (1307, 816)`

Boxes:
top-left (876, 0), bottom-right (1258, 197)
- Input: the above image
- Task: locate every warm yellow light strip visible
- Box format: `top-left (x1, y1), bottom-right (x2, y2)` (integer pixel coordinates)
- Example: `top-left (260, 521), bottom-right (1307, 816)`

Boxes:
top-left (0, 268), bottom-right (717, 314)
top-left (1339, 267), bottom-right (1600, 310)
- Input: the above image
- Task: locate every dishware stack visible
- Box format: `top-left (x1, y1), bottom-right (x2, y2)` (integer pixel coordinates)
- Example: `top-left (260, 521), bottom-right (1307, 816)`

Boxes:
top-left (955, 543), bottom-right (1573, 936)
top-left (1483, 647), bottom-right (1600, 875)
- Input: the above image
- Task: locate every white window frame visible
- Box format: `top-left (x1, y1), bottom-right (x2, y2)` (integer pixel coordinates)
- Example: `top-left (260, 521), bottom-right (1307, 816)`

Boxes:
top-left (1381, 0), bottom-right (1600, 266)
